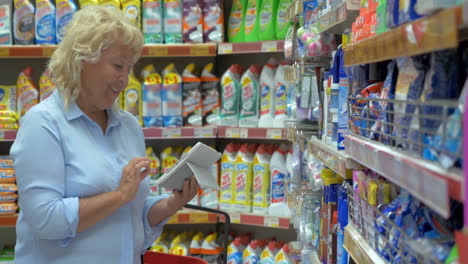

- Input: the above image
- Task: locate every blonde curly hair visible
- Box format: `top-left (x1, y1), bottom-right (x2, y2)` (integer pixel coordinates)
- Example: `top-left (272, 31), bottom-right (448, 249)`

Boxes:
top-left (48, 5), bottom-right (144, 108)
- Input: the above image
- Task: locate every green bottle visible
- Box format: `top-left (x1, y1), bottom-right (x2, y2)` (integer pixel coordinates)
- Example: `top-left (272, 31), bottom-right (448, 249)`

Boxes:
top-left (275, 0), bottom-right (292, 40)
top-left (243, 0), bottom-right (261, 42)
top-left (228, 0), bottom-right (247, 42)
top-left (259, 0), bottom-right (277, 41)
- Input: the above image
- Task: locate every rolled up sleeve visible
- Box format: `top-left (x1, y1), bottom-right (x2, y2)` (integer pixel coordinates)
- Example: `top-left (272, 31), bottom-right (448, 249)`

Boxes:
top-left (11, 109), bottom-right (79, 241)
top-left (141, 194), bottom-right (171, 253)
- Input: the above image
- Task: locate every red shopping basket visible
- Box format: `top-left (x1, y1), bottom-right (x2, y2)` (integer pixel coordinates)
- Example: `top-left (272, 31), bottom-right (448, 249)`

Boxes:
top-left (143, 251), bottom-right (208, 264)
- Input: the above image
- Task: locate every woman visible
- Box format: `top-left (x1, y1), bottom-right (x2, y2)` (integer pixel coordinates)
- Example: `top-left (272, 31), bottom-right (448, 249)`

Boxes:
top-left (10, 6), bottom-right (199, 263)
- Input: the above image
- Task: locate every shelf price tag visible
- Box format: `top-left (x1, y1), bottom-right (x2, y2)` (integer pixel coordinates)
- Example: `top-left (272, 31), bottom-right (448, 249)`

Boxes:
top-left (240, 128), bottom-right (249, 138)
top-left (194, 127), bottom-right (214, 137)
top-left (162, 128), bottom-right (181, 138)
top-left (226, 128), bottom-right (240, 138)
top-left (148, 46), bottom-right (168, 57)
top-left (42, 47), bottom-right (56, 57)
top-left (190, 46), bottom-right (210, 56)
top-left (0, 47), bottom-right (8, 57)
top-left (219, 43), bottom-right (233, 54)
top-left (261, 41), bottom-right (277, 52)
top-left (265, 216), bottom-right (279, 228)
top-left (230, 213), bottom-right (240, 224)
top-left (0, 131), bottom-right (5, 141)
top-left (267, 128), bottom-right (283, 139)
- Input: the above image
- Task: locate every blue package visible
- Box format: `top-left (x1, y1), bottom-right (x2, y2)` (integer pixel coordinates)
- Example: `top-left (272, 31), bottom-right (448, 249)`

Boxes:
top-left (379, 61), bottom-right (398, 146)
top-left (398, 0), bottom-right (424, 25)
top-left (303, 0), bottom-right (318, 27)
top-left (337, 184), bottom-right (349, 264)
top-left (386, 0), bottom-right (399, 28)
top-left (337, 47), bottom-right (348, 150)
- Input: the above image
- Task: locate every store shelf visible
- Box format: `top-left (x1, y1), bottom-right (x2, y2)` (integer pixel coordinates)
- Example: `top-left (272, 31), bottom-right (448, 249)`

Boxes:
top-left (344, 225), bottom-right (386, 264)
top-left (344, 134), bottom-right (464, 219)
top-left (218, 41), bottom-right (285, 55)
top-left (143, 127), bottom-right (217, 139)
top-left (0, 214), bottom-right (17, 227)
top-left (309, 1), bottom-right (359, 35)
top-left (344, 6), bottom-right (461, 66)
top-left (307, 137), bottom-right (361, 178)
top-left (217, 127), bottom-right (287, 140)
top-left (168, 210), bottom-right (290, 229)
top-left (0, 130), bottom-right (17, 142)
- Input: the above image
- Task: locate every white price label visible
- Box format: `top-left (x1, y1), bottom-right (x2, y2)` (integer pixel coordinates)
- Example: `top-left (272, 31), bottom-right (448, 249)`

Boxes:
top-left (267, 128), bottom-right (283, 139)
top-left (219, 43), bottom-right (233, 54)
top-left (240, 128), bottom-right (249, 138)
top-left (261, 41), bottom-right (277, 52)
top-left (0, 130), bottom-right (5, 141)
top-left (230, 213), bottom-right (240, 223)
top-left (162, 128), bottom-right (181, 138)
top-left (423, 174), bottom-right (449, 217)
top-left (226, 128), bottom-right (240, 138)
top-left (265, 216), bottom-right (279, 227)
top-left (194, 127), bottom-right (214, 137)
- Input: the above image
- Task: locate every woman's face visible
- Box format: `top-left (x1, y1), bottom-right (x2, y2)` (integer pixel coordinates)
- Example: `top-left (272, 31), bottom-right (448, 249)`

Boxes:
top-left (80, 42), bottom-right (135, 111)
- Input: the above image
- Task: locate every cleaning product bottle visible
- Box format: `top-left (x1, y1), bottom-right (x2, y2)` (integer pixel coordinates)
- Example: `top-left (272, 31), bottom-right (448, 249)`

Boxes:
top-left (239, 65), bottom-right (262, 127)
top-left (201, 63), bottom-right (221, 125)
top-left (121, 0), bottom-right (141, 27)
top-left (164, 0), bottom-right (183, 43)
top-left (274, 244), bottom-right (294, 264)
top-left (242, 240), bottom-right (261, 264)
top-left (182, 63), bottom-right (203, 126)
top-left (182, 0), bottom-right (203, 43)
top-left (17, 67), bottom-right (38, 118)
top-left (189, 232), bottom-right (205, 258)
top-left (100, 0), bottom-right (120, 9)
top-left (142, 0), bottom-right (163, 43)
top-left (0, 0), bottom-right (13, 45)
top-left (123, 71), bottom-right (143, 126)
top-left (162, 63), bottom-right (183, 127)
top-left (275, 0), bottom-right (291, 40)
top-left (252, 144), bottom-right (273, 214)
top-left (243, 0), bottom-right (260, 42)
top-left (201, 233), bottom-right (224, 262)
top-left (39, 70), bottom-right (55, 101)
top-left (56, 0), bottom-right (77, 44)
top-left (233, 143), bottom-right (257, 212)
top-left (142, 64), bottom-right (163, 127)
top-left (14, 0), bottom-right (35, 45)
top-left (227, 237), bottom-right (246, 264)
top-left (258, 60), bottom-right (277, 127)
top-left (273, 64), bottom-right (289, 128)
top-left (258, 0), bottom-right (277, 41)
top-left (220, 143), bottom-right (238, 211)
top-left (259, 241), bottom-right (280, 264)
top-left (227, 0), bottom-right (246, 42)
top-left (146, 146), bottom-right (161, 195)
top-left (202, 0), bottom-right (224, 42)
top-left (220, 65), bottom-right (243, 127)
top-left (79, 0), bottom-right (99, 7)
top-left (268, 149), bottom-right (289, 217)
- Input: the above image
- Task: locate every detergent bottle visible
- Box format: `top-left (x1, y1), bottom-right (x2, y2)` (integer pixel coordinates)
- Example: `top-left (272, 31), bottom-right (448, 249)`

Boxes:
top-left (39, 70), bottom-right (55, 101)
top-left (164, 0), bottom-right (183, 43)
top-left (252, 144), bottom-right (273, 214)
top-left (259, 241), bottom-right (281, 264)
top-left (242, 240), bottom-right (265, 264)
top-left (142, 64), bottom-right (163, 127)
top-left (243, 0), bottom-right (260, 42)
top-left (233, 143), bottom-right (257, 212)
top-left (182, 63), bottom-right (202, 126)
top-left (122, 0), bottom-right (141, 27)
top-left (79, 0), bottom-right (99, 7)
top-left (142, 0), bottom-right (164, 43)
top-left (201, 63), bottom-right (221, 125)
top-left (258, 59), bottom-right (277, 127)
top-left (14, 0), bottom-right (35, 45)
top-left (123, 71), bottom-right (143, 126)
top-left (275, 0), bottom-right (292, 40)
top-left (227, 0), bottom-right (246, 42)
top-left (17, 67), bottom-right (38, 118)
top-left (258, 0), bottom-right (277, 40)
top-left (220, 65), bottom-right (243, 127)
top-left (220, 143), bottom-right (238, 211)
top-left (202, 0), bottom-right (224, 42)
top-left (182, 0), bottom-right (203, 43)
top-left (56, 0), bottom-right (77, 43)
top-left (239, 65), bottom-right (262, 127)
top-left (274, 244), bottom-right (294, 264)
top-left (268, 149), bottom-right (290, 217)
top-left (273, 64), bottom-right (289, 128)
top-left (162, 64), bottom-right (183, 127)
top-left (100, 0), bottom-right (120, 9)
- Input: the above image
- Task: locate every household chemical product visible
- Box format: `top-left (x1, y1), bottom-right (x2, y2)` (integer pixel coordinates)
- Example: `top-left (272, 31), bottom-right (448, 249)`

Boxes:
top-left (258, 60), bottom-right (277, 127)
top-left (100, 0), bottom-right (120, 9)
top-left (189, 232), bottom-right (205, 257)
top-left (233, 143), bottom-right (257, 212)
top-left (142, 0), bottom-right (164, 43)
top-left (147, 146), bottom-right (161, 195)
top-left (201, 233), bottom-right (224, 262)
top-left (220, 65), bottom-right (243, 127)
top-left (182, 0), bottom-right (203, 43)
top-left (252, 144), bottom-right (273, 214)
top-left (202, 0), bottom-right (223, 42)
top-left (17, 67), bottom-right (38, 118)
top-left (162, 64), bottom-right (183, 127)
top-left (0, 86), bottom-right (16, 116)
top-left (227, 0), bottom-right (246, 42)
top-left (273, 64), bottom-right (289, 128)
top-left (164, 0), bottom-right (183, 43)
top-left (259, 241), bottom-right (281, 264)
top-left (142, 64), bottom-right (163, 127)
top-left (201, 63), bottom-right (221, 125)
top-left (39, 70), bottom-right (55, 101)
top-left (123, 72), bottom-right (143, 126)
top-left (227, 235), bottom-right (251, 264)
top-left (56, 0), bottom-right (77, 43)
top-left (258, 0), bottom-right (277, 41)
top-left (14, 0), bottom-right (35, 45)
top-left (220, 143), bottom-right (238, 211)
top-left (275, 244), bottom-right (294, 264)
top-left (337, 46), bottom-right (348, 150)
top-left (169, 232), bottom-right (192, 256)
top-left (242, 240), bottom-right (264, 264)
top-left (268, 149), bottom-right (289, 217)
top-left (122, 0), bottom-right (141, 27)
top-left (239, 65), bottom-right (262, 127)
top-left (243, 0), bottom-right (260, 42)
top-left (79, 0), bottom-right (99, 7)
top-left (182, 64), bottom-right (202, 126)
top-left (275, 0), bottom-right (291, 40)
top-left (0, 0), bottom-right (12, 45)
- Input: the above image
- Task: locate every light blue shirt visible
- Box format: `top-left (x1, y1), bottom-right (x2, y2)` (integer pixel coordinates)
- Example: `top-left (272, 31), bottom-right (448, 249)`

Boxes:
top-left (11, 91), bottom-right (169, 264)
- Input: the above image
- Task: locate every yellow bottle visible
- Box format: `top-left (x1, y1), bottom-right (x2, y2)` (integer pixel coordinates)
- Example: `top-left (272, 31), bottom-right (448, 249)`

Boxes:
top-left (79, 0), bottom-right (99, 8)
top-left (123, 72), bottom-right (143, 126)
top-left (100, 0), bottom-right (120, 9)
top-left (121, 0), bottom-right (141, 27)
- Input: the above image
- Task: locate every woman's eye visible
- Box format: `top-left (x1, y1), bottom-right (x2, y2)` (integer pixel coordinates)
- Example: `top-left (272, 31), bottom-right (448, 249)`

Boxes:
top-left (114, 64), bottom-right (123, 70)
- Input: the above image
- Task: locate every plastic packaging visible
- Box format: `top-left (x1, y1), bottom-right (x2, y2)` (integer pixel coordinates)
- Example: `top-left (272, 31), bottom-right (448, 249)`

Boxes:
top-left (258, 60), bottom-right (277, 127)
top-left (142, 0), bottom-right (164, 43)
top-left (275, 0), bottom-right (292, 40)
top-left (56, 0), bottom-right (77, 43)
top-left (258, 0), bottom-right (277, 41)
top-left (227, 0), bottom-right (246, 42)
top-left (0, 86), bottom-right (17, 114)
top-left (123, 72), bottom-right (143, 126)
top-left (233, 143), bottom-right (257, 212)
top-left (122, 0), bottom-right (141, 27)
top-left (147, 146), bottom-right (161, 195)
top-left (202, 0), bottom-right (224, 42)
top-left (182, 64), bottom-right (202, 126)
top-left (162, 64), bottom-right (183, 127)
top-left (220, 64), bottom-right (243, 127)
top-left (182, 0), bottom-right (203, 43)
top-left (239, 65), bottom-right (262, 127)
top-left (201, 63), bottom-right (221, 125)
top-left (39, 70), bottom-right (55, 101)
top-left (268, 149), bottom-right (289, 217)
top-left (0, 0), bottom-right (12, 45)
top-left (17, 67), bottom-right (38, 118)
top-left (100, 0), bottom-right (120, 9)
top-left (220, 143), bottom-right (238, 211)
top-left (163, 0), bottom-right (183, 43)
top-left (142, 64), bottom-right (163, 127)
top-left (252, 144), bottom-right (273, 214)
top-left (273, 64), bottom-right (289, 127)
top-left (243, 0), bottom-right (260, 42)
top-left (14, 0), bottom-right (35, 45)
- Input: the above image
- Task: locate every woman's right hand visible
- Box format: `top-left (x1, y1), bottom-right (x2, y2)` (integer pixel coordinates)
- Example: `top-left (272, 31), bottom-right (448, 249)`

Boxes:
top-left (116, 157), bottom-right (151, 204)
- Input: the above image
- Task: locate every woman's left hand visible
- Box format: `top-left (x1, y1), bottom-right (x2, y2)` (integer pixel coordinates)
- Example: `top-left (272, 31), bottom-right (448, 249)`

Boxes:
top-left (168, 175), bottom-right (199, 210)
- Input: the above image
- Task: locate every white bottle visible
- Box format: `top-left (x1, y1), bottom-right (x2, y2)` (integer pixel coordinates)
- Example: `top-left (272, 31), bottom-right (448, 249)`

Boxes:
top-left (273, 64), bottom-right (290, 128)
top-left (285, 150), bottom-right (292, 193)
top-left (239, 65), bottom-right (262, 127)
top-left (258, 60), bottom-right (277, 127)
top-left (268, 149), bottom-right (290, 217)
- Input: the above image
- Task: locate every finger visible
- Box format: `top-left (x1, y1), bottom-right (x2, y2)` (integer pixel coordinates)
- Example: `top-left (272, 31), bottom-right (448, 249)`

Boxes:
top-left (133, 160), bottom-right (150, 177)
top-left (128, 157), bottom-right (151, 167)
